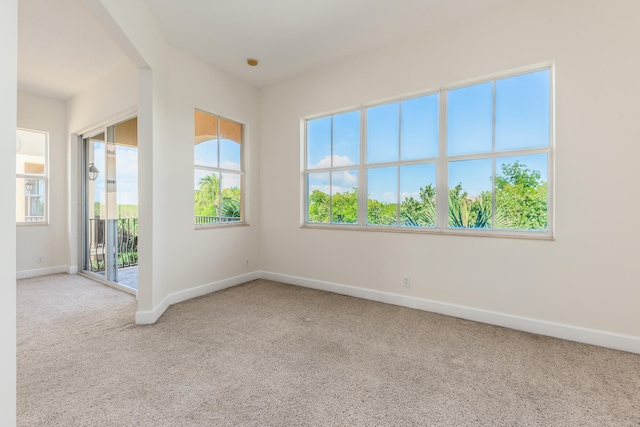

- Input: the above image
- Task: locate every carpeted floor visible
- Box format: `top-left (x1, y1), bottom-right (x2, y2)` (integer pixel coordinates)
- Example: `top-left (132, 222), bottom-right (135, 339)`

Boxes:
top-left (17, 274), bottom-right (640, 426)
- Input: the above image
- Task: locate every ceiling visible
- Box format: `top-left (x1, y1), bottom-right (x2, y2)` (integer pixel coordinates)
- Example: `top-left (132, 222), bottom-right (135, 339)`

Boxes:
top-left (18, 0), bottom-right (513, 100)
top-left (18, 0), bottom-right (128, 100)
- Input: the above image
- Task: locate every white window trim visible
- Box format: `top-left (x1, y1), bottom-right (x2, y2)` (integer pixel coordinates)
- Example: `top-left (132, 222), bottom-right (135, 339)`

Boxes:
top-left (302, 62), bottom-right (555, 239)
top-left (194, 108), bottom-right (246, 229)
top-left (16, 127), bottom-right (49, 226)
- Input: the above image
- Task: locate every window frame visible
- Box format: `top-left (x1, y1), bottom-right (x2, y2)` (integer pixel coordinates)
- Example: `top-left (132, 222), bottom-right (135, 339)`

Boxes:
top-left (16, 127), bottom-right (49, 226)
top-left (302, 63), bottom-right (555, 239)
top-left (193, 108), bottom-right (246, 229)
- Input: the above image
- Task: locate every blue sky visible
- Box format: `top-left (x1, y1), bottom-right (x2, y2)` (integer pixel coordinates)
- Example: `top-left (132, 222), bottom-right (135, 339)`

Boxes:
top-left (195, 138), bottom-right (241, 170)
top-left (307, 69), bottom-right (550, 202)
top-left (91, 143), bottom-right (139, 208)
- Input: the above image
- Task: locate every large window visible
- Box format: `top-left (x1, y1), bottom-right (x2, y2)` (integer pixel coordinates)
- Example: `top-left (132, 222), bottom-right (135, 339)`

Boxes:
top-left (194, 109), bottom-right (244, 226)
top-left (16, 128), bottom-right (48, 224)
top-left (303, 66), bottom-right (553, 237)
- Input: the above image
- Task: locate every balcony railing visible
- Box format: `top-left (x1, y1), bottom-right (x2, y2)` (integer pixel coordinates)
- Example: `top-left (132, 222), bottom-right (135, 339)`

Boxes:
top-left (88, 218), bottom-right (138, 273)
top-left (195, 215), bottom-right (241, 225)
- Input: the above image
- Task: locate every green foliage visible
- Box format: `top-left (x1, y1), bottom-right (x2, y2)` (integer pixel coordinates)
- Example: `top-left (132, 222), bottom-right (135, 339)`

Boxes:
top-left (495, 162), bottom-right (547, 230)
top-left (367, 199), bottom-right (397, 225)
top-left (194, 173), bottom-right (242, 220)
top-left (447, 184), bottom-right (493, 229)
top-left (400, 184), bottom-right (436, 227)
top-left (308, 188), bottom-right (359, 224)
top-left (117, 204), bottom-right (138, 219)
top-left (194, 173), bottom-right (220, 217)
top-left (308, 189), bottom-right (330, 223)
top-left (305, 161), bottom-right (547, 231)
top-left (332, 189), bottom-right (358, 224)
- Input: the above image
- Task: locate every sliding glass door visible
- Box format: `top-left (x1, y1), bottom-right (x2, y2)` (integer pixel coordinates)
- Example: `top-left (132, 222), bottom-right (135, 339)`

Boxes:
top-left (82, 117), bottom-right (138, 290)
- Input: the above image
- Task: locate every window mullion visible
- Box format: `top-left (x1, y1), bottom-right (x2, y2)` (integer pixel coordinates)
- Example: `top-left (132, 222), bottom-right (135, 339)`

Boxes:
top-left (492, 80), bottom-right (497, 229)
top-left (216, 118), bottom-right (222, 220)
top-left (358, 107), bottom-right (367, 227)
top-left (437, 89), bottom-right (448, 230)
top-left (397, 102), bottom-right (402, 225)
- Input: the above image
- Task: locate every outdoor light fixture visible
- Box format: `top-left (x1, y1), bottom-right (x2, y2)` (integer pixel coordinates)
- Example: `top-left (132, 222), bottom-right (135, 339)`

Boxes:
top-left (88, 162), bottom-right (100, 181)
top-left (25, 180), bottom-right (34, 193)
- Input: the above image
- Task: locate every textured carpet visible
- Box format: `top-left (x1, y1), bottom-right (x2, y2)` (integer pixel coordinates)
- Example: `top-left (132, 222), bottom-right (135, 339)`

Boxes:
top-left (17, 274), bottom-right (640, 426)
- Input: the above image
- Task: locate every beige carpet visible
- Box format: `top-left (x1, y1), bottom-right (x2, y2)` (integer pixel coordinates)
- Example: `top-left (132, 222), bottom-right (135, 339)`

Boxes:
top-left (17, 274), bottom-right (640, 426)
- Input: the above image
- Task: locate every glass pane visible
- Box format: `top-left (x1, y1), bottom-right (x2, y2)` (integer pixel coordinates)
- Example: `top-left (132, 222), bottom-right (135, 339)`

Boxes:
top-left (220, 118), bottom-right (242, 171)
top-left (308, 172), bottom-right (330, 223)
top-left (194, 111), bottom-right (218, 167)
top-left (448, 159), bottom-right (492, 229)
top-left (16, 178), bottom-right (45, 222)
top-left (90, 138), bottom-right (106, 219)
top-left (400, 164), bottom-right (436, 227)
top-left (495, 154), bottom-right (548, 231)
top-left (333, 111), bottom-right (360, 167)
top-left (115, 145), bottom-right (138, 216)
top-left (221, 172), bottom-right (242, 222)
top-left (401, 94), bottom-right (438, 160)
top-left (16, 129), bottom-right (46, 174)
top-left (194, 169), bottom-right (220, 224)
top-left (367, 167), bottom-right (398, 225)
top-left (331, 170), bottom-right (358, 224)
top-left (447, 82), bottom-right (493, 156)
top-left (496, 70), bottom-right (550, 151)
top-left (367, 102), bottom-right (399, 164)
top-left (195, 110), bottom-right (218, 140)
top-left (195, 139), bottom-right (218, 168)
top-left (220, 118), bottom-right (242, 144)
top-left (307, 117), bottom-right (331, 169)
top-left (220, 138), bottom-right (241, 171)
top-left (87, 136), bottom-right (105, 275)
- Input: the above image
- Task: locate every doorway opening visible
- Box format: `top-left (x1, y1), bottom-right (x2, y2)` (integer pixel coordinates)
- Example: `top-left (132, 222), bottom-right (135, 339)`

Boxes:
top-left (81, 116), bottom-right (138, 291)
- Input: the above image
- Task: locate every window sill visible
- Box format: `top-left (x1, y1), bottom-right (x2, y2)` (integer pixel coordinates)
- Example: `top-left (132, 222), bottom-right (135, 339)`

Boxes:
top-left (194, 222), bottom-right (249, 231)
top-left (17, 222), bottom-right (49, 227)
top-left (301, 223), bottom-right (554, 241)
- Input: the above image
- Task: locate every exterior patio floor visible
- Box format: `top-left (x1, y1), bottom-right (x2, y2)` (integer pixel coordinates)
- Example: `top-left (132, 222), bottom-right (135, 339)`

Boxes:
top-left (116, 266), bottom-right (138, 290)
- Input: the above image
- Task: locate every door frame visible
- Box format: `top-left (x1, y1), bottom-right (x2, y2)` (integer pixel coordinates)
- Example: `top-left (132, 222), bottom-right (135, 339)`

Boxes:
top-left (78, 113), bottom-right (138, 295)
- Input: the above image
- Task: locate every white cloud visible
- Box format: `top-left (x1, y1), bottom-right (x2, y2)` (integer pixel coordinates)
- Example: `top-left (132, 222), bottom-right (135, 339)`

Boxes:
top-left (221, 160), bottom-right (241, 171)
top-left (332, 170), bottom-right (358, 186)
top-left (309, 184), bottom-right (330, 194)
top-left (221, 173), bottom-right (241, 189)
top-left (311, 155), bottom-right (355, 169)
top-left (369, 191), bottom-right (397, 204)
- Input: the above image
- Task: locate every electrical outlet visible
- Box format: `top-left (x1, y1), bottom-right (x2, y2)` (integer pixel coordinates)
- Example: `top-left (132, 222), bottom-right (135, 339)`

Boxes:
top-left (403, 277), bottom-right (410, 288)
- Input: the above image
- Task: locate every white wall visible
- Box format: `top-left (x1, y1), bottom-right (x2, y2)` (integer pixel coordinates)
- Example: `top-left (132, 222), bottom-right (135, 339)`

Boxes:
top-left (1, 0), bottom-right (17, 423)
top-left (16, 91), bottom-right (68, 277)
top-left (150, 45), bottom-right (260, 298)
top-left (259, 0), bottom-right (640, 343)
top-left (86, 0), bottom-right (260, 320)
top-left (66, 60), bottom-right (138, 275)
top-left (66, 60), bottom-right (137, 134)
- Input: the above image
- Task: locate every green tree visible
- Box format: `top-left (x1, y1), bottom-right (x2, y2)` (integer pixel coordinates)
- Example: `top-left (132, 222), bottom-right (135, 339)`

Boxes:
top-left (332, 189), bottom-right (358, 223)
top-left (400, 184), bottom-right (436, 227)
top-left (194, 173), bottom-right (220, 217)
top-left (447, 184), bottom-right (495, 229)
top-left (495, 161), bottom-right (547, 230)
top-left (367, 199), bottom-right (397, 225)
top-left (221, 186), bottom-right (241, 219)
top-left (308, 189), bottom-right (330, 223)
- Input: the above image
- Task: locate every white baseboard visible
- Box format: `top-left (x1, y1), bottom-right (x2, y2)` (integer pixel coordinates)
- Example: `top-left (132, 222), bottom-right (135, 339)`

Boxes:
top-left (68, 265), bottom-right (78, 274)
top-left (260, 271), bottom-right (640, 355)
top-left (17, 265), bottom-right (70, 280)
top-left (130, 268), bottom-right (639, 354)
top-left (135, 271), bottom-right (261, 325)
